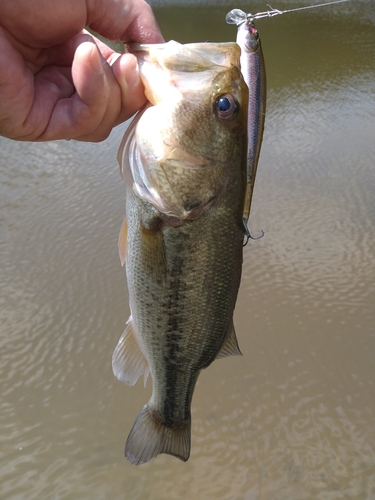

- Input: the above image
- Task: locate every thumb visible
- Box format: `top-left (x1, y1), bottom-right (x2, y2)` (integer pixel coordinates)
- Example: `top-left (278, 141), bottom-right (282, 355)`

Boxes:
top-left (111, 52), bottom-right (147, 126)
top-left (42, 37), bottom-right (119, 141)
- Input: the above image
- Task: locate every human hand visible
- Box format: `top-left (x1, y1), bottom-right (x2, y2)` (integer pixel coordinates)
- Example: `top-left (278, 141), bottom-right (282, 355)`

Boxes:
top-left (0, 0), bottom-right (164, 142)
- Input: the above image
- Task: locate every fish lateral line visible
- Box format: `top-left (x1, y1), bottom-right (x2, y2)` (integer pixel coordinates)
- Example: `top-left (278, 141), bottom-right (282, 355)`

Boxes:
top-left (226, 0), bottom-right (351, 25)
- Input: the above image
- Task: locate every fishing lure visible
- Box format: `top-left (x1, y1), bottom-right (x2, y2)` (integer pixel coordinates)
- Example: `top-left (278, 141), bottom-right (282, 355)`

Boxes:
top-left (226, 9), bottom-right (266, 244)
top-left (227, 0), bottom-right (350, 245)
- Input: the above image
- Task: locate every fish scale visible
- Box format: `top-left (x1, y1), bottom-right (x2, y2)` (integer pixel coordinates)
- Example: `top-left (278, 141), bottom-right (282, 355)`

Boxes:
top-left (126, 181), bottom-right (244, 417)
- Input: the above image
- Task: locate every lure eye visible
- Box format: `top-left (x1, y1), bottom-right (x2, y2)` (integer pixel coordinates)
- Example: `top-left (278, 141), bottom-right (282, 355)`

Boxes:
top-left (215, 94), bottom-right (238, 120)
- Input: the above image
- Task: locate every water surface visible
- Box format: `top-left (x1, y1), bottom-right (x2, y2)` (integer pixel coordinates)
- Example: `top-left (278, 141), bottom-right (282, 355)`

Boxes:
top-left (1, 1), bottom-right (374, 499)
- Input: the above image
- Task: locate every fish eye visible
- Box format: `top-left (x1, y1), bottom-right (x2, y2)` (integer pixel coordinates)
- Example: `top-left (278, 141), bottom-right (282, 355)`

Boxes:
top-left (215, 94), bottom-right (238, 120)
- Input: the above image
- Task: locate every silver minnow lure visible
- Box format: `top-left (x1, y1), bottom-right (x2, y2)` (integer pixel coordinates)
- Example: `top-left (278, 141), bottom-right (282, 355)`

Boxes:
top-left (227, 0), bottom-right (350, 226)
top-left (226, 9), bottom-right (266, 227)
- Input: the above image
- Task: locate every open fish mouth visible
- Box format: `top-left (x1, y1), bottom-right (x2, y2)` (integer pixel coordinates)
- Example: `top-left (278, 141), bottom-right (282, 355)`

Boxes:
top-left (118, 40), bottom-right (247, 220)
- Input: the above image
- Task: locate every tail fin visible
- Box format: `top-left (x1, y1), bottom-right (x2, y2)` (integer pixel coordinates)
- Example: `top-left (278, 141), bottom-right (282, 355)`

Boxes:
top-left (125, 404), bottom-right (191, 465)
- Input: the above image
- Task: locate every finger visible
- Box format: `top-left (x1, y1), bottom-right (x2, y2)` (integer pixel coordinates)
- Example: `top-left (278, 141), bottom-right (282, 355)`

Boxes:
top-left (40, 38), bottom-right (116, 141)
top-left (0, 28), bottom-right (32, 136)
top-left (111, 52), bottom-right (147, 127)
top-left (0, 27), bottom-right (79, 140)
top-left (88, 0), bottom-right (164, 44)
top-left (33, 30), bottom-right (116, 74)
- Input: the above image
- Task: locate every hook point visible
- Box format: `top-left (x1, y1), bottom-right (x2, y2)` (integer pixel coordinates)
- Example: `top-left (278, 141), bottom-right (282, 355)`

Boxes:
top-left (243, 218), bottom-right (264, 246)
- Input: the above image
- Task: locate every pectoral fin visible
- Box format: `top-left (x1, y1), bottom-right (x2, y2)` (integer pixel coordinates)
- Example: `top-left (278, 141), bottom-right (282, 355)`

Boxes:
top-left (118, 216), bottom-right (128, 267)
top-left (216, 323), bottom-right (242, 359)
top-left (112, 317), bottom-right (150, 387)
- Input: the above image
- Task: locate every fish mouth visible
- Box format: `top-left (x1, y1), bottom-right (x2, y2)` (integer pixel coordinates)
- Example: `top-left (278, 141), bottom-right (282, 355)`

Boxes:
top-left (128, 40), bottom-right (241, 105)
top-left (128, 40), bottom-right (241, 69)
top-left (118, 40), bottom-right (245, 221)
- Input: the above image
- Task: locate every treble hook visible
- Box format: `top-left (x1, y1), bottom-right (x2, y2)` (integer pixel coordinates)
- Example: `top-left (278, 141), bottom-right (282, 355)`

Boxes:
top-left (243, 218), bottom-right (264, 246)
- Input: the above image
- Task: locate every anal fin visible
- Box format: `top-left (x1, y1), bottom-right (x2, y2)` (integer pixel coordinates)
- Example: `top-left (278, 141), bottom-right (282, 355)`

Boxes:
top-left (112, 317), bottom-right (149, 387)
top-left (216, 322), bottom-right (242, 359)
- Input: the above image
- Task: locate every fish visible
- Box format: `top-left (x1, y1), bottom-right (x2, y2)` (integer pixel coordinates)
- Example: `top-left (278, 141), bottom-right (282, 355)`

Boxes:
top-left (113, 40), bottom-right (249, 465)
top-left (226, 9), bottom-right (266, 226)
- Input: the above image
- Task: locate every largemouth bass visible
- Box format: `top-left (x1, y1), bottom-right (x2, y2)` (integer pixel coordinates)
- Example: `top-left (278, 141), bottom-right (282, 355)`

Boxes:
top-left (113, 40), bottom-right (249, 465)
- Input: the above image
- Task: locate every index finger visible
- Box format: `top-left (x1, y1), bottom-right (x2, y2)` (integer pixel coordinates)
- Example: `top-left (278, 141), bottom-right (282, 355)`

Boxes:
top-left (87, 0), bottom-right (164, 44)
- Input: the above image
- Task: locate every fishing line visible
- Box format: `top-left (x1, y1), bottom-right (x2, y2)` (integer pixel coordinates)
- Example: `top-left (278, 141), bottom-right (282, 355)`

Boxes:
top-left (274, 0), bottom-right (351, 17)
top-left (227, 0), bottom-right (351, 24)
